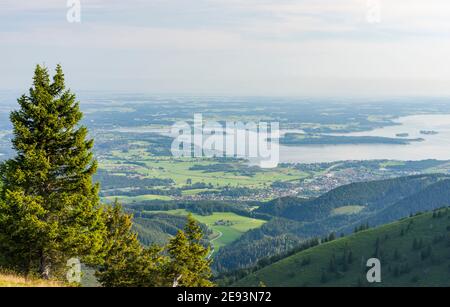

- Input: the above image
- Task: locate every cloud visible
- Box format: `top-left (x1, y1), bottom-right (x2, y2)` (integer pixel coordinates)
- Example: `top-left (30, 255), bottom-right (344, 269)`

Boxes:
top-left (3, 0), bottom-right (450, 96)
top-left (4, 1), bottom-right (450, 38)
top-left (0, 24), bottom-right (244, 51)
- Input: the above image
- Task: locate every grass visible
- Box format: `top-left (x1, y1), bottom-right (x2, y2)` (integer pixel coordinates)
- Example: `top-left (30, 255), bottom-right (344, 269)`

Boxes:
top-left (234, 208), bottom-right (450, 287)
top-left (148, 209), bottom-right (266, 251)
top-left (103, 194), bottom-right (173, 204)
top-left (100, 149), bottom-right (309, 190)
top-left (331, 205), bottom-right (365, 216)
top-left (0, 272), bottom-right (65, 287)
top-left (379, 161), bottom-right (405, 168)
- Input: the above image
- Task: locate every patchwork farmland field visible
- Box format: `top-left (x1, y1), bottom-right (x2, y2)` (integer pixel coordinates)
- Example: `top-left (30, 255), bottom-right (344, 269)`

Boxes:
top-left (146, 209), bottom-right (266, 252)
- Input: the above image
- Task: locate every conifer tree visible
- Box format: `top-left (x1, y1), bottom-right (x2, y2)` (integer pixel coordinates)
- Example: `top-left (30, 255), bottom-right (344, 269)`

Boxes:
top-left (0, 65), bottom-right (106, 279)
top-left (328, 254), bottom-right (337, 273)
top-left (328, 232), bottom-right (336, 241)
top-left (373, 237), bottom-right (382, 258)
top-left (347, 250), bottom-right (354, 264)
top-left (320, 271), bottom-right (328, 284)
top-left (96, 202), bottom-right (168, 287)
top-left (167, 215), bottom-right (213, 287)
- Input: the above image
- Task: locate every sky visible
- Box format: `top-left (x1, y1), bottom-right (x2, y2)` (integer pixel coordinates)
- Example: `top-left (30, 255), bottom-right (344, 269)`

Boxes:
top-left (2, 0), bottom-right (450, 97)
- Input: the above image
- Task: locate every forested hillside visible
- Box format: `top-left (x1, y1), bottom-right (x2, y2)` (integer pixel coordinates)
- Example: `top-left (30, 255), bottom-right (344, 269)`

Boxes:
top-left (256, 174), bottom-right (447, 221)
top-left (214, 174), bottom-right (450, 272)
top-left (233, 208), bottom-right (450, 287)
top-left (132, 213), bottom-right (212, 245)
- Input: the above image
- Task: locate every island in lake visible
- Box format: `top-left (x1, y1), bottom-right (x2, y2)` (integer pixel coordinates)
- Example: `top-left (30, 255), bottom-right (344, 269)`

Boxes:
top-left (420, 130), bottom-right (439, 135)
top-left (396, 133), bottom-right (409, 137)
top-left (281, 133), bottom-right (425, 146)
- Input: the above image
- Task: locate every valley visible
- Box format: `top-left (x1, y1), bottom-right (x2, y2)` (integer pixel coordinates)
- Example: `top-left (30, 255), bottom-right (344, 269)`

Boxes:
top-left (3, 0), bottom-right (450, 290)
top-left (1, 94), bottom-right (450, 285)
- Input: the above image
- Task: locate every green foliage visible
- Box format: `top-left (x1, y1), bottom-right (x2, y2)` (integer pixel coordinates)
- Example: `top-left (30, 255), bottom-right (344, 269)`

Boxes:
top-left (95, 202), bottom-right (168, 287)
top-left (95, 169), bottom-right (173, 190)
top-left (166, 215), bottom-right (214, 287)
top-left (96, 209), bottom-right (214, 287)
top-left (132, 213), bottom-right (195, 246)
top-left (0, 65), bottom-right (106, 279)
top-left (0, 65), bottom-right (215, 287)
top-left (127, 199), bottom-right (269, 220)
top-left (213, 217), bottom-right (304, 273)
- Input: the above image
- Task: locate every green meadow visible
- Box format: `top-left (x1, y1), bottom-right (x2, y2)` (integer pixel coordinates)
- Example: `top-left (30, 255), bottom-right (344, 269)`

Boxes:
top-left (148, 209), bottom-right (266, 252)
top-left (99, 148), bottom-right (308, 190)
top-left (103, 194), bottom-right (173, 203)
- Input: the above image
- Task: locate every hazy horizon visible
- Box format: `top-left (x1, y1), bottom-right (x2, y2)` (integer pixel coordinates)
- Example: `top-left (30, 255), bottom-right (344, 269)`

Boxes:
top-left (3, 0), bottom-right (450, 97)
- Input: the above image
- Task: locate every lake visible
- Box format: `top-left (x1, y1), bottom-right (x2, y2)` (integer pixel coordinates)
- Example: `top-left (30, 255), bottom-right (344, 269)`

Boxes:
top-left (114, 114), bottom-right (450, 164)
top-left (280, 114), bottom-right (450, 163)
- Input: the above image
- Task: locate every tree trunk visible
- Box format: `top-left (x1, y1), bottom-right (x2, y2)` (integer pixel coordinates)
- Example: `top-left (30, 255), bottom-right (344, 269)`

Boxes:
top-left (172, 274), bottom-right (182, 287)
top-left (39, 251), bottom-right (51, 280)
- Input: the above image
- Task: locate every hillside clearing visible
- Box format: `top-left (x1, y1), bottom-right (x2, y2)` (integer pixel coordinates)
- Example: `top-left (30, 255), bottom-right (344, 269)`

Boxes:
top-left (147, 209), bottom-right (266, 251)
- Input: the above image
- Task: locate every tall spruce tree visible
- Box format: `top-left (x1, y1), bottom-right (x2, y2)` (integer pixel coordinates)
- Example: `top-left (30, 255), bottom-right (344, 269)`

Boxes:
top-left (167, 215), bottom-right (213, 287)
top-left (0, 65), bottom-right (106, 279)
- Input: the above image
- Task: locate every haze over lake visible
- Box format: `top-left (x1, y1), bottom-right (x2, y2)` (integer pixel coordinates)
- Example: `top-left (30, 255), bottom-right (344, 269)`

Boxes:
top-left (114, 114), bottom-right (450, 164)
top-left (280, 114), bottom-right (450, 163)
